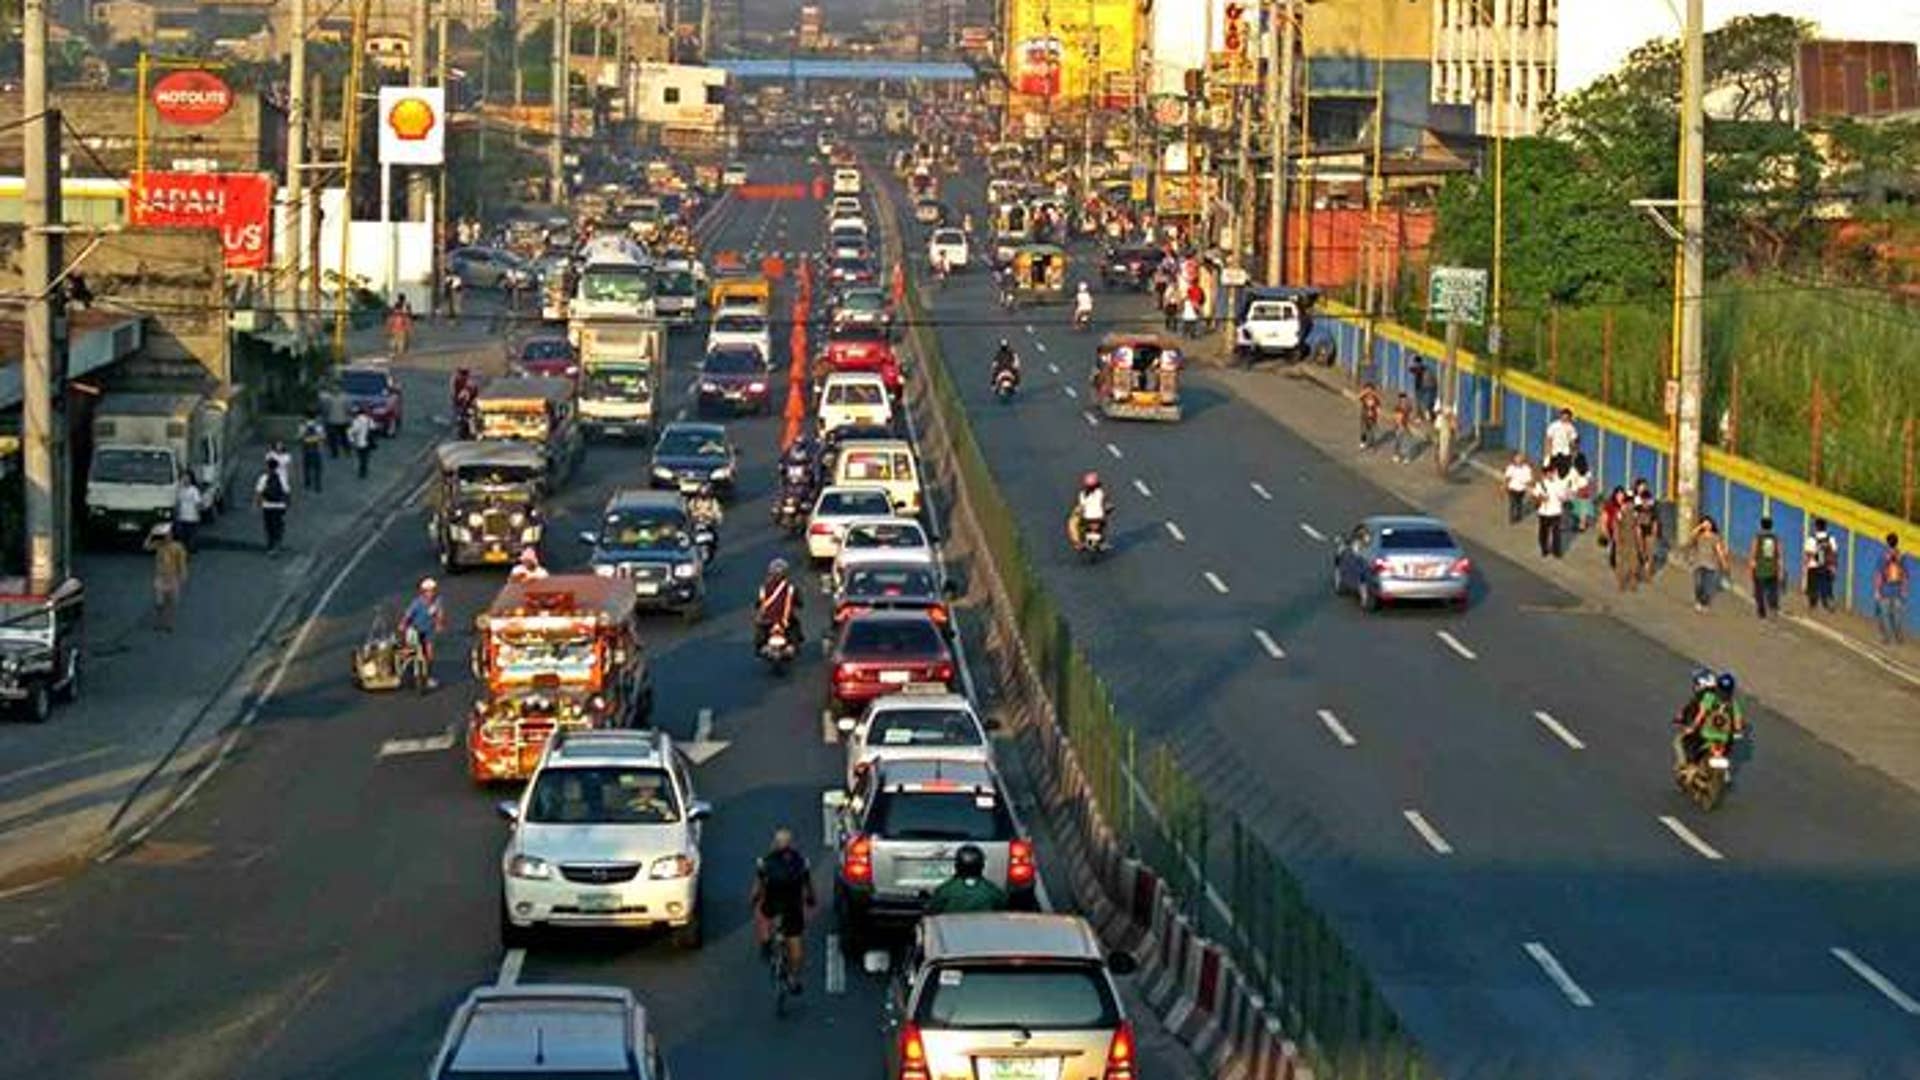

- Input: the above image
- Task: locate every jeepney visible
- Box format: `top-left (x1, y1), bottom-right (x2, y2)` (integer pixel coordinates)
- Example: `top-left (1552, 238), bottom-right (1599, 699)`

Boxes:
top-left (708, 272), bottom-right (771, 312)
top-left (428, 441), bottom-right (548, 572)
top-left (467, 576), bottom-right (653, 783)
top-left (1091, 332), bottom-right (1184, 422)
top-left (0, 577), bottom-right (84, 722)
top-left (473, 376), bottom-right (585, 487)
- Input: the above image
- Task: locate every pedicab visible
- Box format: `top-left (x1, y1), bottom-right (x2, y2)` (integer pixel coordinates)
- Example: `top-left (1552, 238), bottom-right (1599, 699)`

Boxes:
top-left (1090, 332), bottom-right (1183, 422)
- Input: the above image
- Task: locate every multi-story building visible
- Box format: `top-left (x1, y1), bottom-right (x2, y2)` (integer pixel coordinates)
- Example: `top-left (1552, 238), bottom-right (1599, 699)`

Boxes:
top-left (1430, 0), bottom-right (1559, 136)
top-left (798, 4), bottom-right (824, 51)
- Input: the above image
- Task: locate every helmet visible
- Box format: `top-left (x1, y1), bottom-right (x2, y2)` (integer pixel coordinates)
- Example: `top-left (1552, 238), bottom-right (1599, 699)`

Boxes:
top-left (1081, 471), bottom-right (1100, 490)
top-left (998, 338), bottom-right (1010, 348)
top-left (1690, 668), bottom-right (1716, 693)
top-left (1715, 672), bottom-right (1737, 697)
top-left (768, 557), bottom-right (789, 578)
top-left (954, 843), bottom-right (986, 879)
top-left (419, 577), bottom-right (438, 593)
top-left (1078, 281), bottom-right (1090, 291)
top-left (518, 548), bottom-right (541, 568)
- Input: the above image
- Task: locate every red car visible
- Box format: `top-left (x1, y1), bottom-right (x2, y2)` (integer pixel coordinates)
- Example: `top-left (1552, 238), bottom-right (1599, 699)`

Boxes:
top-left (818, 338), bottom-right (903, 394)
top-left (509, 335), bottom-right (578, 380)
top-left (827, 611), bottom-right (956, 720)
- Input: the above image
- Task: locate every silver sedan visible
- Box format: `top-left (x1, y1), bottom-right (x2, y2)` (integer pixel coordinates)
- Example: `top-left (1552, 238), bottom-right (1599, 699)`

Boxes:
top-left (1331, 514), bottom-right (1472, 611)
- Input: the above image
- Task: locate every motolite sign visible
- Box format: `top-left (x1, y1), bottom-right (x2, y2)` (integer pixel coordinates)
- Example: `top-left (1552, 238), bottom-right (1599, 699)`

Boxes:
top-left (132, 171), bottom-right (273, 270)
top-left (151, 70), bottom-right (235, 126)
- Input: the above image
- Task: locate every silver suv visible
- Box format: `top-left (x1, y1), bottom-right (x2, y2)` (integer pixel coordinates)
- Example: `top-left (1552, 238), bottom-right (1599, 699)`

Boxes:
top-left (883, 914), bottom-right (1139, 1080)
top-left (428, 984), bottom-right (669, 1079)
top-left (832, 758), bottom-right (1036, 954)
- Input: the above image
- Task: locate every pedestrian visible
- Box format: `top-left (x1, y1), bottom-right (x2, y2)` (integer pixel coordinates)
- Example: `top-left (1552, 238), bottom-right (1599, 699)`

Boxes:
top-left (1749, 514), bottom-right (1784, 618)
top-left (1391, 392), bottom-right (1416, 463)
top-left (1409, 357), bottom-right (1437, 420)
top-left (255, 457), bottom-right (291, 555)
top-left (444, 269), bottom-right (465, 322)
top-left (386, 296), bottom-right (413, 356)
top-left (322, 383), bottom-right (351, 459)
top-left (1803, 517), bottom-right (1839, 612)
top-left (1684, 515), bottom-right (1731, 612)
top-left (144, 523), bottom-right (189, 632)
top-left (1532, 456), bottom-right (1569, 558)
top-left (348, 407), bottom-right (375, 479)
top-left (1599, 486), bottom-right (1628, 570)
top-left (1613, 493), bottom-right (1648, 590)
top-left (1543, 407), bottom-right (1579, 465)
top-left (1567, 453), bottom-right (1595, 533)
top-left (172, 474), bottom-right (203, 553)
top-left (1160, 279), bottom-right (1180, 332)
top-left (265, 439), bottom-right (293, 482)
top-left (1501, 452), bottom-right (1534, 525)
top-left (1179, 291), bottom-right (1200, 339)
top-left (1631, 482), bottom-right (1661, 581)
top-left (1358, 381), bottom-right (1382, 449)
top-left (299, 412), bottom-right (325, 493)
top-left (1874, 532), bottom-right (1909, 644)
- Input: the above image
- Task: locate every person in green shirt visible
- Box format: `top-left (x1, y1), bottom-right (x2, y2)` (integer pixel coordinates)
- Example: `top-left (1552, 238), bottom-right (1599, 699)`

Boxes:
top-left (1674, 672), bottom-right (1746, 769)
top-left (926, 844), bottom-right (1007, 915)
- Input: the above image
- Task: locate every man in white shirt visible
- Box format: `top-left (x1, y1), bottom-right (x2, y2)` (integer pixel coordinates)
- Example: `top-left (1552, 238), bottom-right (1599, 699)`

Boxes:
top-left (348, 409), bottom-right (375, 480)
top-left (1543, 408), bottom-right (1579, 465)
top-left (1501, 452), bottom-right (1534, 525)
top-left (1532, 461), bottom-right (1570, 559)
top-left (173, 476), bottom-right (204, 552)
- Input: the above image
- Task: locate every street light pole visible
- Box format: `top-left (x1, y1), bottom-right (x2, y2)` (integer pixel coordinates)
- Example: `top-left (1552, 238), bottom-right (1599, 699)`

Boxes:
top-left (286, 0), bottom-right (310, 330)
top-left (21, 0), bottom-right (63, 592)
top-left (1266, 0), bottom-right (1296, 285)
top-left (551, 0), bottom-right (570, 203)
top-left (1675, 0), bottom-right (1706, 525)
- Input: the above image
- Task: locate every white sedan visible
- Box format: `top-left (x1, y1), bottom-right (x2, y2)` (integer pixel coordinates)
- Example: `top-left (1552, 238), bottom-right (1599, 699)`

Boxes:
top-left (928, 228), bottom-right (969, 272)
top-left (830, 516), bottom-right (935, 590)
top-left (806, 486), bottom-right (897, 563)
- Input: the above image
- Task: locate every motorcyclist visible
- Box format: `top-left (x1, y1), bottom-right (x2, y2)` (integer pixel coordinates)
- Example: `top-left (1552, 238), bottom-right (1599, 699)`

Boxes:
top-left (990, 339), bottom-right (1021, 390)
top-left (1068, 472), bottom-right (1110, 552)
top-left (451, 368), bottom-right (478, 437)
top-left (754, 558), bottom-right (804, 649)
top-left (686, 482), bottom-right (724, 531)
top-left (508, 547), bottom-right (549, 582)
top-left (399, 577), bottom-right (445, 689)
top-left (1674, 668), bottom-right (1717, 730)
top-left (925, 843), bottom-right (1007, 914)
top-left (781, 434), bottom-right (819, 493)
top-left (1674, 671), bottom-right (1746, 768)
top-left (1073, 281), bottom-right (1094, 326)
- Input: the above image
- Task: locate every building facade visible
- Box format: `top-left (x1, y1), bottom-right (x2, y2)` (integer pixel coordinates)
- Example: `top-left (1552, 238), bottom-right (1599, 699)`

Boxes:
top-left (1430, 0), bottom-right (1559, 136)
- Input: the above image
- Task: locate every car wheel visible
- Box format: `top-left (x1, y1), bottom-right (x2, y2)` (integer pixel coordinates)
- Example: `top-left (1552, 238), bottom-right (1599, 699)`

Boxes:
top-left (1358, 581), bottom-right (1379, 613)
top-left (24, 683), bottom-right (52, 723)
top-left (1330, 561), bottom-right (1347, 596)
top-left (499, 899), bottom-right (534, 949)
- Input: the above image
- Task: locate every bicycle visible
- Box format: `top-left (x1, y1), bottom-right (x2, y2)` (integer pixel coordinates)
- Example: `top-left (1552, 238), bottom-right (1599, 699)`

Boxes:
top-left (766, 927), bottom-right (797, 1016)
top-left (395, 625), bottom-right (432, 695)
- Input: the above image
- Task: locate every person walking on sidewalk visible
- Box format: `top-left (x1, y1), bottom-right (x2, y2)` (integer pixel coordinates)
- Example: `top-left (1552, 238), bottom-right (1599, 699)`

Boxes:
top-left (1750, 515), bottom-right (1784, 618)
top-left (265, 440), bottom-right (293, 483)
top-left (1391, 392), bottom-right (1417, 463)
top-left (1501, 452), bottom-right (1534, 524)
top-left (1567, 453), bottom-right (1595, 533)
top-left (172, 475), bottom-right (203, 553)
top-left (299, 413), bottom-right (325, 494)
top-left (348, 408), bottom-right (375, 480)
top-left (1803, 517), bottom-right (1839, 612)
top-left (144, 523), bottom-right (189, 632)
top-left (1358, 382), bottom-right (1382, 449)
top-left (1543, 407), bottom-right (1579, 465)
top-left (1631, 482), bottom-right (1662, 582)
top-left (255, 458), bottom-right (291, 556)
top-left (1409, 357), bottom-right (1438, 421)
top-left (1684, 515), bottom-right (1732, 611)
top-left (1532, 457), bottom-right (1570, 558)
top-left (386, 296), bottom-right (414, 356)
top-left (321, 384), bottom-right (351, 459)
top-left (1612, 490), bottom-right (1648, 591)
top-left (1874, 533), bottom-right (1909, 644)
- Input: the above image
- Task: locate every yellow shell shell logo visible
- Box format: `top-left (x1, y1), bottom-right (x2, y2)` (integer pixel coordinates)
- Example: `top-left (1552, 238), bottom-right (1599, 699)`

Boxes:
top-left (387, 96), bottom-right (436, 141)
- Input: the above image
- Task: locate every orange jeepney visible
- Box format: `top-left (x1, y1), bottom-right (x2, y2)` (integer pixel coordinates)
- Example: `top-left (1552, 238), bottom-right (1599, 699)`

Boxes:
top-left (466, 575), bottom-right (653, 782)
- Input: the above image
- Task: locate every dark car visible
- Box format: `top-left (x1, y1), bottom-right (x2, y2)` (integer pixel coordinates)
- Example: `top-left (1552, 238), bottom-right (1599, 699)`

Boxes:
top-left (582, 489), bottom-right (706, 620)
top-left (649, 422), bottom-right (737, 497)
top-left (1101, 245), bottom-right (1162, 291)
top-left (510, 335), bottom-right (577, 380)
top-left (826, 610), bottom-right (956, 719)
top-left (696, 344), bottom-right (773, 416)
top-left (339, 362), bottom-right (404, 437)
top-left (832, 561), bottom-right (952, 637)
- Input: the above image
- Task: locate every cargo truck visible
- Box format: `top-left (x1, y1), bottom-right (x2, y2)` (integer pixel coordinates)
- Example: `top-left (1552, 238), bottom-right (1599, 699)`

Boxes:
top-left (577, 321), bottom-right (665, 440)
top-left (84, 388), bottom-right (245, 543)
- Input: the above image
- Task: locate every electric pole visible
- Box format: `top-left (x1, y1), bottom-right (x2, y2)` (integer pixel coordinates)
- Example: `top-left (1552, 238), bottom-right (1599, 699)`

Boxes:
top-left (1675, 0), bottom-right (1706, 527)
top-left (286, 0), bottom-right (310, 330)
top-left (409, 0), bottom-right (431, 220)
top-left (551, 0), bottom-right (569, 203)
top-left (1267, 0), bottom-right (1295, 284)
top-left (21, 0), bottom-right (63, 592)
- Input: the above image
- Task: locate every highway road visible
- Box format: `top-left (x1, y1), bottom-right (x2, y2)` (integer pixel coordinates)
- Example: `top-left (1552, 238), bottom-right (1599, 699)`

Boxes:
top-left (0, 155), bottom-right (1202, 1080)
top-left (894, 166), bottom-right (1920, 1079)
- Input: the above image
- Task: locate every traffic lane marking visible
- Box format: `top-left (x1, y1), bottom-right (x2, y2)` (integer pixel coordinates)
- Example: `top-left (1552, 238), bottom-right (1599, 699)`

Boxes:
top-left (1315, 709), bottom-right (1356, 746)
top-left (1033, 340), bottom-right (1048, 353)
top-left (825, 934), bottom-right (847, 995)
top-left (1063, 386), bottom-right (1078, 399)
top-left (1252, 629), bottom-right (1285, 659)
top-left (1298, 522), bottom-right (1325, 542)
top-left (1047, 362), bottom-right (1061, 375)
top-left (1133, 478), bottom-right (1153, 498)
top-left (1106, 443), bottom-right (1123, 460)
top-left (1250, 481), bottom-right (1273, 501)
top-left (1402, 810), bottom-right (1455, 855)
top-left (497, 948), bottom-right (526, 987)
top-left (1164, 521), bottom-right (1186, 543)
top-left (1831, 948), bottom-right (1920, 1015)
top-left (1082, 410), bottom-right (1098, 427)
top-left (1203, 571), bottom-right (1230, 595)
top-left (1436, 630), bottom-right (1478, 660)
top-left (1523, 941), bottom-right (1594, 1007)
top-left (1657, 815), bottom-right (1724, 860)
top-left (1532, 710), bottom-right (1586, 750)
top-left (377, 729), bottom-right (457, 758)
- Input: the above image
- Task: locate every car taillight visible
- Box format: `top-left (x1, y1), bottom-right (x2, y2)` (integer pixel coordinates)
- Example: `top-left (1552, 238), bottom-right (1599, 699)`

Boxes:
top-left (1103, 1021), bottom-right (1136, 1080)
top-left (896, 1021), bottom-right (930, 1080)
top-left (844, 833), bottom-right (874, 885)
top-left (927, 603), bottom-right (949, 626)
top-left (1371, 557), bottom-right (1391, 576)
top-left (933, 662), bottom-right (954, 683)
top-left (1451, 556), bottom-right (1473, 577)
top-left (834, 662), bottom-right (867, 683)
top-left (1007, 838), bottom-right (1035, 887)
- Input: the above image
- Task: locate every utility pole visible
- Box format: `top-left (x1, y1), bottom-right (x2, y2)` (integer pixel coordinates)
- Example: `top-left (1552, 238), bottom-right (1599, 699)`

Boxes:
top-left (551, 0), bottom-right (570, 203)
top-left (1266, 0), bottom-right (1295, 284)
top-left (21, 0), bottom-right (64, 592)
top-left (409, 0), bottom-right (431, 220)
top-left (286, 0), bottom-right (311, 331)
top-left (1675, 0), bottom-right (1706, 526)
top-left (435, 1), bottom-right (450, 313)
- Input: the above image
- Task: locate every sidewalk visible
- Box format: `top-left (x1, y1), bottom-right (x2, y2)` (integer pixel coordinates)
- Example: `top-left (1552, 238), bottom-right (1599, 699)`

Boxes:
top-left (1183, 335), bottom-right (1920, 795)
top-left (0, 321), bottom-right (501, 890)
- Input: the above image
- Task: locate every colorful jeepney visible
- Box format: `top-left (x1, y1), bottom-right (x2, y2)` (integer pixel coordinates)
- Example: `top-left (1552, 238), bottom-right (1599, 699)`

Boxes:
top-left (467, 575), bottom-right (652, 783)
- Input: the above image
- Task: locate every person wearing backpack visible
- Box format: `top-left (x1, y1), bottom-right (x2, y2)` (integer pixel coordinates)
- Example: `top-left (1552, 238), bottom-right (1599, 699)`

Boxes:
top-left (1875, 532), bottom-right (1909, 645)
top-left (254, 457), bottom-right (291, 556)
top-left (1803, 517), bottom-right (1839, 613)
top-left (1749, 515), bottom-right (1783, 619)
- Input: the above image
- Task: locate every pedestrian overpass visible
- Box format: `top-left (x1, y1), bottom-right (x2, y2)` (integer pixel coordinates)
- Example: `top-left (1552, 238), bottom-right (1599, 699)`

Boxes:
top-left (710, 58), bottom-right (980, 84)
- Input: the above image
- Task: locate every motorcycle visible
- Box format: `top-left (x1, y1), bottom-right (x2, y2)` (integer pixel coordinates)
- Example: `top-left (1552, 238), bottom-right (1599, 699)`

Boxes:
top-left (992, 367), bottom-right (1019, 402)
top-left (759, 625), bottom-right (798, 676)
top-left (1672, 725), bottom-right (1744, 811)
top-left (1073, 305), bottom-right (1092, 332)
top-left (686, 485), bottom-right (722, 564)
top-left (1074, 515), bottom-right (1108, 564)
top-left (771, 485), bottom-right (810, 535)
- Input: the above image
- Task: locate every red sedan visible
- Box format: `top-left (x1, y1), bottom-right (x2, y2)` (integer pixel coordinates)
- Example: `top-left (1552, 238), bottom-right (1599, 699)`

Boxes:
top-left (826, 611), bottom-right (956, 720)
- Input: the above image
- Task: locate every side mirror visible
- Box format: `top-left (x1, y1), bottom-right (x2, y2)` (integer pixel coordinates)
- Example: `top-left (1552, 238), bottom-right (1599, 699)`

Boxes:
top-left (836, 716), bottom-right (858, 735)
top-left (496, 800), bottom-right (520, 824)
top-left (1107, 950), bottom-right (1139, 976)
top-left (578, 530), bottom-right (599, 545)
top-left (688, 800), bottom-right (713, 821)
top-left (863, 950), bottom-right (892, 975)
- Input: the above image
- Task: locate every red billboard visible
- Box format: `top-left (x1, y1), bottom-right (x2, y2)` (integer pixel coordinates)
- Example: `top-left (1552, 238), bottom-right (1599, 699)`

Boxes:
top-left (132, 171), bottom-right (274, 270)
top-left (151, 70), bottom-right (235, 126)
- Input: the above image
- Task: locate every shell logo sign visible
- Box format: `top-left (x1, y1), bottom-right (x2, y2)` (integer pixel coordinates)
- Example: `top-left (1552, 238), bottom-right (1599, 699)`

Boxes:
top-left (376, 86), bottom-right (446, 166)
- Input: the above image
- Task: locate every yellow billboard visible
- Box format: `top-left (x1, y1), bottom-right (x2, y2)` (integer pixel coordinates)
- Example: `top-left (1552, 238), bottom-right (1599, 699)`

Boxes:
top-left (1006, 0), bottom-right (1139, 108)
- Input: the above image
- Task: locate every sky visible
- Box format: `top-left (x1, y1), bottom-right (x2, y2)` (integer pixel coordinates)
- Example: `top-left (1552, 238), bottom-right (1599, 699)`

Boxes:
top-left (1559, 0), bottom-right (1920, 92)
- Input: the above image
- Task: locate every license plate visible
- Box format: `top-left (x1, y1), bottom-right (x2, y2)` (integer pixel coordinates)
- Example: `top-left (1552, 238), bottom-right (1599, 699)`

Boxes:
top-left (900, 859), bottom-right (950, 887)
top-left (576, 892), bottom-right (620, 913)
top-left (981, 1058), bottom-right (1060, 1080)
top-left (1413, 563), bottom-right (1443, 579)
top-left (483, 548), bottom-right (509, 563)
top-left (636, 581), bottom-right (661, 596)
top-left (879, 670), bottom-right (911, 685)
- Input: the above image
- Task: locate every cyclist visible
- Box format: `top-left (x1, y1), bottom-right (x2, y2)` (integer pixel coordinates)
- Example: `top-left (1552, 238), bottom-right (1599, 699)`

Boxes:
top-left (398, 577), bottom-right (445, 689)
top-left (926, 844), bottom-right (1007, 914)
top-left (750, 827), bottom-right (816, 994)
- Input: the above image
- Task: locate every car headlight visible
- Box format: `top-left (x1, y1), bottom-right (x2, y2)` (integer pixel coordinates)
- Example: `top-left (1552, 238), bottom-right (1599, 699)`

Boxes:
top-left (673, 562), bottom-right (697, 580)
top-left (649, 854), bottom-right (695, 880)
top-left (594, 563), bottom-right (616, 577)
top-left (710, 466), bottom-right (733, 481)
top-left (450, 526), bottom-right (472, 541)
top-left (467, 512), bottom-right (485, 527)
top-left (1, 658), bottom-right (17, 675)
top-left (510, 511), bottom-right (526, 526)
top-left (521, 527), bottom-right (540, 542)
top-left (701, 380), bottom-right (720, 392)
top-left (507, 854), bottom-right (553, 880)
top-left (652, 465), bottom-right (674, 480)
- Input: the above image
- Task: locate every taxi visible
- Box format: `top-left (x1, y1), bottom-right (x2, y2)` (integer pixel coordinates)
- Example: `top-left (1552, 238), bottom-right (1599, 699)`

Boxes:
top-left (816, 338), bottom-right (904, 395)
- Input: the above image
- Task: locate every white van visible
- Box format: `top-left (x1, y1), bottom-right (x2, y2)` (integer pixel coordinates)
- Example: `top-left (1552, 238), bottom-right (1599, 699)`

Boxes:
top-left (833, 168), bottom-right (862, 196)
top-left (818, 373), bottom-right (894, 435)
top-left (831, 438), bottom-right (922, 517)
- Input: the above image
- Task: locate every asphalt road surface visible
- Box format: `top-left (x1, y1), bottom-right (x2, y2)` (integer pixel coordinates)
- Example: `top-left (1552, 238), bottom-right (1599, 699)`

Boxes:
top-left (896, 166), bottom-right (1920, 1080)
top-left (0, 157), bottom-right (938, 1080)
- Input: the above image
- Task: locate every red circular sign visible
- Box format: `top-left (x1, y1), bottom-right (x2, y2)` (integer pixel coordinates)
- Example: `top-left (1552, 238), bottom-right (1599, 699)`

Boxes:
top-left (151, 70), bottom-right (233, 126)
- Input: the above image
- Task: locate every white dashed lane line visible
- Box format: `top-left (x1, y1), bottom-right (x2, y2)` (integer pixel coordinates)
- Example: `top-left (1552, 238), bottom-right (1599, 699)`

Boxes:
top-left (1298, 522), bottom-right (1326, 542)
top-left (1203, 571), bottom-right (1230, 595)
top-left (1252, 629), bottom-right (1285, 660)
top-left (1532, 710), bottom-right (1586, 751)
top-left (1063, 386), bottom-right (1078, 399)
top-left (1831, 948), bottom-right (1920, 1015)
top-left (1657, 815), bottom-right (1725, 861)
top-left (1524, 942), bottom-right (1595, 1007)
top-left (1436, 630), bottom-right (1479, 661)
top-left (1047, 362), bottom-right (1061, 375)
top-left (1315, 709), bottom-right (1357, 747)
top-left (496, 948), bottom-right (526, 987)
top-left (1402, 810), bottom-right (1455, 855)
top-left (1023, 324), bottom-right (1036, 334)
top-left (1132, 478), bottom-right (1153, 498)
top-left (1250, 481), bottom-right (1274, 501)
top-left (1163, 521), bottom-right (1186, 543)
top-left (1105, 443), bottom-right (1123, 460)
top-left (1033, 340), bottom-right (1048, 353)
top-left (1082, 411), bottom-right (1099, 427)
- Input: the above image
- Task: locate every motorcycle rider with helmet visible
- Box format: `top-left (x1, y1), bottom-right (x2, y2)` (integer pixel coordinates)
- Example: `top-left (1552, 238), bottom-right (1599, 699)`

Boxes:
top-left (1068, 472), bottom-right (1111, 552)
top-left (926, 844), bottom-right (1008, 915)
top-left (754, 557), bottom-right (804, 650)
top-left (1073, 281), bottom-right (1094, 328)
top-left (990, 338), bottom-right (1022, 393)
top-left (1674, 671), bottom-right (1746, 769)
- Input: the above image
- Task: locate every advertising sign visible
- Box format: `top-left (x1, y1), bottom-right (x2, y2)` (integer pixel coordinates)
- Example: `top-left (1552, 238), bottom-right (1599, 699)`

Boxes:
top-left (1006, 0), bottom-right (1138, 106)
top-left (131, 171), bottom-right (273, 270)
top-left (377, 86), bottom-right (446, 166)
top-left (1428, 266), bottom-right (1489, 326)
top-left (1013, 36), bottom-right (1064, 97)
top-left (151, 70), bottom-right (234, 126)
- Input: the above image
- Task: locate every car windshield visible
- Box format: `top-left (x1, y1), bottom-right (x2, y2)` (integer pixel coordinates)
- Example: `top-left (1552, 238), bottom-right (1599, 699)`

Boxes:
top-left (830, 324), bottom-right (889, 344)
top-left (455, 465), bottom-right (538, 492)
top-left (92, 447), bottom-right (176, 485)
top-left (339, 370), bottom-right (389, 396)
top-left (844, 523), bottom-right (924, 550)
top-left (704, 349), bottom-right (764, 375)
top-left (1246, 302), bottom-right (1295, 321)
top-left (932, 230), bottom-right (964, 245)
top-left (656, 269), bottom-right (696, 294)
top-left (0, 598), bottom-right (54, 636)
top-left (519, 340), bottom-right (572, 362)
top-left (579, 265), bottom-right (653, 303)
top-left (915, 964), bottom-right (1119, 1030)
top-left (832, 258), bottom-right (870, 274)
top-left (867, 707), bottom-right (979, 748)
top-left (869, 789), bottom-right (1010, 842)
top-left (526, 766), bottom-right (681, 825)
top-left (843, 619), bottom-right (942, 655)
top-left (840, 292), bottom-right (884, 312)
top-left (846, 564), bottom-right (938, 598)
top-left (1379, 527), bottom-right (1456, 551)
top-left (492, 631), bottom-right (597, 681)
top-left (657, 430), bottom-right (726, 458)
top-left (583, 369), bottom-right (650, 401)
top-left (818, 490), bottom-right (893, 516)
top-left (601, 510), bottom-right (690, 551)
top-left (714, 315), bottom-right (765, 335)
